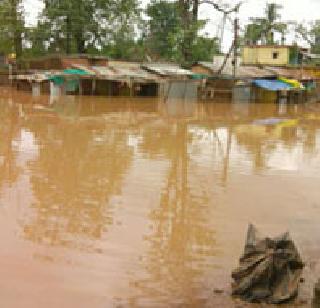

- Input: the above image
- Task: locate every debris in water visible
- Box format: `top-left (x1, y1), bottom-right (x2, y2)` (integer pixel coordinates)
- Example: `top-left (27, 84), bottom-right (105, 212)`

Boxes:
top-left (213, 288), bottom-right (224, 294)
top-left (232, 224), bottom-right (304, 304)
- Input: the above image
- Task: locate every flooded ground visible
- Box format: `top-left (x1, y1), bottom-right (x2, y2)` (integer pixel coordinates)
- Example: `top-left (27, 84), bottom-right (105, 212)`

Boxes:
top-left (0, 88), bottom-right (320, 307)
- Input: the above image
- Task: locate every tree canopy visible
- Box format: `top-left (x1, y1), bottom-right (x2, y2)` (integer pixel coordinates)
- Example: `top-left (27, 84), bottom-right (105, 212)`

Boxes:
top-left (1, 0), bottom-right (320, 66)
top-left (0, 0), bottom-right (221, 64)
top-left (244, 3), bottom-right (287, 45)
top-left (0, 0), bottom-right (24, 59)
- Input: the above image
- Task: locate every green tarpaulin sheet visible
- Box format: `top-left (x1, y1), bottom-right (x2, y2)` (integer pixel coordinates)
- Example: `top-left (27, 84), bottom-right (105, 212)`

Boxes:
top-left (62, 69), bottom-right (90, 75)
top-left (191, 74), bottom-right (207, 80)
top-left (49, 69), bottom-right (91, 86)
top-left (49, 75), bottom-right (65, 86)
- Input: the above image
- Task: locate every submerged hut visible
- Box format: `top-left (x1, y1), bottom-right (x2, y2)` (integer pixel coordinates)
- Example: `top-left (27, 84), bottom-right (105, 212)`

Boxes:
top-left (192, 59), bottom-right (318, 103)
top-left (192, 61), bottom-right (276, 101)
top-left (13, 56), bottom-right (197, 99)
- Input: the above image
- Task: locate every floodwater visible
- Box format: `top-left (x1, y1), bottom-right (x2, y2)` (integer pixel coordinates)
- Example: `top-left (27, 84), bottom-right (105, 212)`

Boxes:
top-left (0, 88), bottom-right (320, 308)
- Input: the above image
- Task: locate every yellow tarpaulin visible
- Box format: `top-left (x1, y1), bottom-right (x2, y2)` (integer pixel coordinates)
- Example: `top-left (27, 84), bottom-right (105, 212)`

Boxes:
top-left (278, 77), bottom-right (304, 89)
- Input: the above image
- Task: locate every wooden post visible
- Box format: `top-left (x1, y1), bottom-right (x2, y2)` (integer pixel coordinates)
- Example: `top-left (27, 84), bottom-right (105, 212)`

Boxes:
top-left (233, 11), bottom-right (239, 81)
top-left (130, 78), bottom-right (134, 97)
top-left (79, 79), bottom-right (83, 96)
top-left (92, 78), bottom-right (96, 95)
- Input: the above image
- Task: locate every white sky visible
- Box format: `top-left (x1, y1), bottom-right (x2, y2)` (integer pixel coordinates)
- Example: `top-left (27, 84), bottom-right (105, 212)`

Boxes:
top-left (198, 0), bottom-right (320, 50)
top-left (24, 0), bottom-right (320, 51)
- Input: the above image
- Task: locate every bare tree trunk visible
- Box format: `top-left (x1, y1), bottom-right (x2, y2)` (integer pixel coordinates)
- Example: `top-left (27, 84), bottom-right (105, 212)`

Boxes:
top-left (11, 0), bottom-right (23, 59)
top-left (192, 0), bottom-right (199, 22)
top-left (66, 16), bottom-right (71, 54)
top-left (75, 31), bottom-right (86, 54)
top-left (178, 0), bottom-right (199, 65)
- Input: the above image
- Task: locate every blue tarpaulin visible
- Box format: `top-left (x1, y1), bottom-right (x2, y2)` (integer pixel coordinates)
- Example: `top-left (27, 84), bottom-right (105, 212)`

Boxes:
top-left (253, 79), bottom-right (293, 91)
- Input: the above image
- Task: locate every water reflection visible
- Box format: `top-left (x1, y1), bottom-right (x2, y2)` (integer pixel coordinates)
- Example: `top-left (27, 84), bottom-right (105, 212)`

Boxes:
top-left (0, 89), bottom-right (320, 307)
top-left (127, 121), bottom-right (217, 306)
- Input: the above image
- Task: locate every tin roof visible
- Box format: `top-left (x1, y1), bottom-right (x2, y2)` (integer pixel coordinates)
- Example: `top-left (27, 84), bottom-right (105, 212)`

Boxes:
top-left (15, 61), bottom-right (192, 83)
top-left (92, 65), bottom-right (160, 82)
top-left (265, 67), bottom-right (315, 80)
top-left (195, 61), bottom-right (275, 79)
top-left (142, 63), bottom-right (193, 77)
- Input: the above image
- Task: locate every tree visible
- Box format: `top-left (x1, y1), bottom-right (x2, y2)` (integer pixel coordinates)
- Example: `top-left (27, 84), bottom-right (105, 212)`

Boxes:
top-left (145, 0), bottom-right (218, 64)
top-left (244, 24), bottom-right (264, 45)
top-left (295, 21), bottom-right (320, 54)
top-left (177, 0), bottom-right (201, 64)
top-left (39, 0), bottom-right (141, 55)
top-left (0, 0), bottom-right (24, 59)
top-left (145, 0), bottom-right (183, 61)
top-left (192, 35), bottom-right (219, 61)
top-left (245, 3), bottom-right (287, 45)
top-left (100, 0), bottom-right (142, 60)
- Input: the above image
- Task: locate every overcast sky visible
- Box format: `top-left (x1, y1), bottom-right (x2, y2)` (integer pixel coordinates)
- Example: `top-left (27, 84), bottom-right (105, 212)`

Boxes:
top-left (25, 0), bottom-right (320, 51)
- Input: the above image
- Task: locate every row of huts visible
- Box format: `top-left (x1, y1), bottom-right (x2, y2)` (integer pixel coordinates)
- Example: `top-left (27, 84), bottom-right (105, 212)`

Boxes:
top-left (12, 55), bottom-right (199, 100)
top-left (8, 45), bottom-right (320, 103)
top-left (193, 60), bottom-right (320, 103)
top-left (192, 45), bottom-right (320, 103)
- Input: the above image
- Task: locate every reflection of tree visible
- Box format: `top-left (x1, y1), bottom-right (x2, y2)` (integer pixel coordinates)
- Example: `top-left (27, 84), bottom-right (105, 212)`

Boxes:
top-left (131, 122), bottom-right (217, 305)
top-left (0, 100), bottom-right (20, 189)
top-left (23, 115), bottom-right (134, 251)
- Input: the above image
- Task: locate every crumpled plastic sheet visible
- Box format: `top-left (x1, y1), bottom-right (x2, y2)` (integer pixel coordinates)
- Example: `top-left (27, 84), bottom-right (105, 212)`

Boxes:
top-left (232, 224), bottom-right (304, 304)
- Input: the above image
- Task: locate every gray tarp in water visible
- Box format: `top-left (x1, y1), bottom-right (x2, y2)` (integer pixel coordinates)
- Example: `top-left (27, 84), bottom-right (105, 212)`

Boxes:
top-left (232, 224), bottom-right (304, 304)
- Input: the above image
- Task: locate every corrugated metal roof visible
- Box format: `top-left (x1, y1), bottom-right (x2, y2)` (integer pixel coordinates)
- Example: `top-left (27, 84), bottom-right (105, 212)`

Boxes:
top-left (15, 73), bottom-right (50, 82)
top-left (142, 63), bottom-right (193, 77)
top-left (92, 65), bottom-right (161, 82)
top-left (107, 61), bottom-right (141, 69)
top-left (92, 66), bottom-right (118, 77)
top-left (196, 61), bottom-right (275, 79)
top-left (265, 67), bottom-right (315, 80)
top-left (15, 62), bottom-right (192, 83)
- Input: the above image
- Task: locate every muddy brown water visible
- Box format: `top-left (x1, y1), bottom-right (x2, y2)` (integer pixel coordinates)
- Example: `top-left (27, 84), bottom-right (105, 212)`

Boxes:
top-left (0, 88), bottom-right (320, 307)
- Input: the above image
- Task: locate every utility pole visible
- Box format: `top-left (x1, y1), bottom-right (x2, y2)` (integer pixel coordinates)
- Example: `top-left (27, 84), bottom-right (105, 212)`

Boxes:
top-left (233, 9), bottom-right (239, 80)
top-left (219, 12), bottom-right (227, 53)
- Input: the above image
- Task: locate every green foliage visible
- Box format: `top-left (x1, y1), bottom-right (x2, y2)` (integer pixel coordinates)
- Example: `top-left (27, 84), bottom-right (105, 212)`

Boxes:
top-left (0, 0), bottom-right (224, 63)
top-left (37, 0), bottom-right (141, 55)
top-left (145, 0), bottom-right (182, 61)
top-left (244, 24), bottom-right (264, 45)
top-left (245, 3), bottom-right (287, 45)
top-left (191, 35), bottom-right (219, 62)
top-left (296, 21), bottom-right (320, 54)
top-left (0, 0), bottom-right (24, 58)
top-left (145, 0), bottom-right (218, 65)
